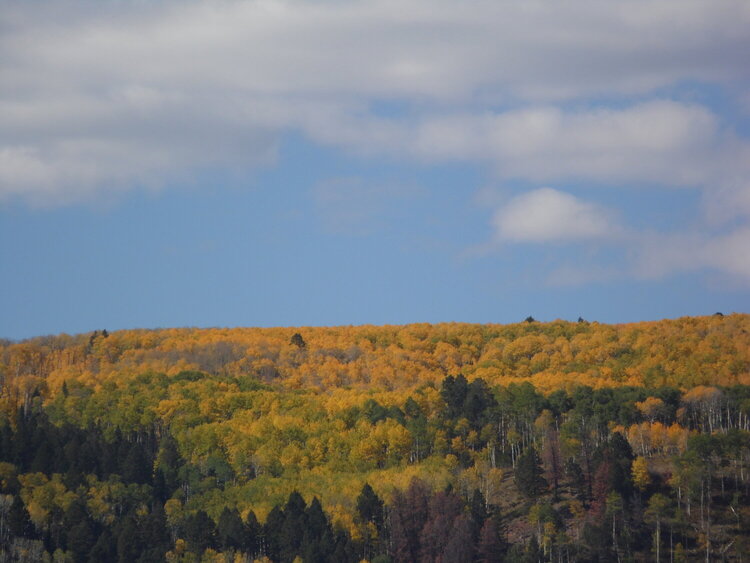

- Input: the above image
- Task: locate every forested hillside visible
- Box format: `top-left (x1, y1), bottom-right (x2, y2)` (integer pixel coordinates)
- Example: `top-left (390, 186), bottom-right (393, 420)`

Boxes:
top-left (1, 315), bottom-right (749, 561)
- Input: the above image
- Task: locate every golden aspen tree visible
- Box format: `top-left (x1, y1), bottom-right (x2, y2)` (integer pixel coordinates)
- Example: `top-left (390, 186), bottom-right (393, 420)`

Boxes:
top-left (632, 456), bottom-right (651, 492)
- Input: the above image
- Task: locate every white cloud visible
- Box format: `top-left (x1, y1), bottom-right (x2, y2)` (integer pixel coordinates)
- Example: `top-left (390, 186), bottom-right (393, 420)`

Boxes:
top-left (1, 0), bottom-right (750, 204)
top-left (492, 188), bottom-right (617, 243)
top-left (6, 0), bottom-right (746, 102)
top-left (406, 101), bottom-right (742, 189)
top-left (486, 187), bottom-right (750, 284)
top-left (1, 0), bottom-right (750, 287)
top-left (294, 102), bottom-right (750, 231)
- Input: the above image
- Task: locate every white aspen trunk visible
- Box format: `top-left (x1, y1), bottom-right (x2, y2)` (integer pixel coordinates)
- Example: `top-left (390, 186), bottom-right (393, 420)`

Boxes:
top-left (655, 518), bottom-right (661, 563)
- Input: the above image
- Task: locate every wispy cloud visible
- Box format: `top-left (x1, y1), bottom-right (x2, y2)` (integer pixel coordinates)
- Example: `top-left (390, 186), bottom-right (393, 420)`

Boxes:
top-left (632, 227), bottom-right (750, 281)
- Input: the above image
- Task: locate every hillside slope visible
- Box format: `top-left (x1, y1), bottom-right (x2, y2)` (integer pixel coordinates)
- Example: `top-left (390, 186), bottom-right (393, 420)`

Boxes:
top-left (3, 314), bottom-right (749, 401)
top-left (1, 314), bottom-right (749, 561)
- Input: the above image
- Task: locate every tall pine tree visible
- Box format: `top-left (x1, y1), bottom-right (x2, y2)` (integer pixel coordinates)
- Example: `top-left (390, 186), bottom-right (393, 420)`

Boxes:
top-left (515, 447), bottom-right (548, 499)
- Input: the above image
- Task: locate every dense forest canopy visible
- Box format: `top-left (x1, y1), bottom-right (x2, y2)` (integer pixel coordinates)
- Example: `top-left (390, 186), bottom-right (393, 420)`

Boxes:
top-left (4, 314), bottom-right (749, 395)
top-left (1, 314), bottom-right (749, 561)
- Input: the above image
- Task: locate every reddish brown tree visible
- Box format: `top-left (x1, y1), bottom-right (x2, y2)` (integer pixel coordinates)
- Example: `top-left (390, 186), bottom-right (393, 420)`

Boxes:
top-left (542, 428), bottom-right (563, 496)
top-left (419, 491), bottom-right (463, 562)
top-left (590, 459), bottom-right (613, 518)
top-left (440, 514), bottom-right (475, 563)
top-left (476, 516), bottom-right (506, 563)
top-left (390, 478), bottom-right (430, 563)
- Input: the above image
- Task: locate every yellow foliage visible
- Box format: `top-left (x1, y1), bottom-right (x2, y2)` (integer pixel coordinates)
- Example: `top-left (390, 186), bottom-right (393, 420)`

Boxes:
top-left (2, 315), bottom-right (747, 417)
top-left (18, 473), bottom-right (76, 529)
top-left (2, 314), bottom-right (748, 548)
top-left (164, 498), bottom-right (184, 527)
top-left (201, 549), bottom-right (224, 563)
top-left (636, 397), bottom-right (666, 422)
top-left (625, 421), bottom-right (692, 456)
top-left (632, 456), bottom-right (651, 492)
top-left (165, 539), bottom-right (187, 563)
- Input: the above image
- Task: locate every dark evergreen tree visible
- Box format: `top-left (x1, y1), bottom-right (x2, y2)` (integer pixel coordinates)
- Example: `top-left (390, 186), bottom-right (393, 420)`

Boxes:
top-left (464, 378), bottom-right (497, 428)
top-left (453, 374), bottom-right (471, 415)
top-left (62, 434), bottom-right (81, 472)
top-left (582, 521), bottom-right (613, 561)
top-left (0, 423), bottom-right (13, 465)
top-left (12, 410), bottom-right (32, 469)
top-left (139, 503), bottom-right (170, 562)
top-left (470, 488), bottom-right (488, 532)
top-left (217, 507), bottom-right (246, 551)
top-left (334, 528), bottom-right (361, 563)
top-left (547, 389), bottom-right (573, 418)
top-left (121, 442), bottom-right (152, 485)
top-left (182, 510), bottom-right (216, 554)
top-left (285, 491), bottom-right (307, 515)
top-left (88, 529), bottom-right (116, 563)
top-left (152, 470), bottom-right (169, 503)
top-left (515, 447), bottom-right (548, 499)
top-left (356, 483), bottom-right (384, 530)
top-left (303, 540), bottom-right (326, 563)
top-left (76, 435), bottom-right (101, 477)
top-left (116, 515), bottom-right (143, 563)
top-left (440, 374), bottom-right (469, 419)
top-left (290, 333), bottom-right (306, 349)
top-left (362, 399), bottom-right (389, 424)
top-left (264, 505), bottom-right (285, 561)
top-left (403, 396), bottom-right (422, 419)
top-left (63, 497), bottom-right (89, 531)
top-left (302, 512), bottom-right (336, 563)
top-left (565, 458), bottom-right (587, 501)
top-left (67, 520), bottom-right (96, 562)
top-left (46, 505), bottom-right (66, 554)
top-left (245, 509), bottom-right (262, 555)
top-left (608, 431), bottom-right (635, 496)
top-left (610, 433), bottom-right (634, 464)
top-left (306, 497), bottom-right (330, 539)
top-left (330, 540), bottom-right (351, 563)
top-left (111, 429), bottom-right (129, 476)
top-left (280, 491), bottom-right (308, 561)
top-left (30, 437), bottom-right (54, 473)
top-left (8, 495), bottom-right (34, 538)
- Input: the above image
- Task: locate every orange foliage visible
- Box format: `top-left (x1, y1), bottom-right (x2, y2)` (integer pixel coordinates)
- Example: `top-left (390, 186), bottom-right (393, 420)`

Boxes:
top-left (0, 315), bottom-right (748, 417)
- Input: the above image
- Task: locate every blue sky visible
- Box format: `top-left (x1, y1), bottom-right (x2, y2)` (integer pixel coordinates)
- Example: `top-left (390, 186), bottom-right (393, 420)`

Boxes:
top-left (2, 0), bottom-right (749, 339)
